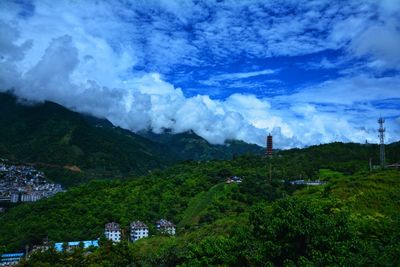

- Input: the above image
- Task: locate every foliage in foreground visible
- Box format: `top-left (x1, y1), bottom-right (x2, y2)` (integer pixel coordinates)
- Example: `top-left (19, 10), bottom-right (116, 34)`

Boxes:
top-left (18, 191), bottom-right (400, 266)
top-left (11, 169), bottom-right (400, 266)
top-left (1, 141), bottom-right (399, 266)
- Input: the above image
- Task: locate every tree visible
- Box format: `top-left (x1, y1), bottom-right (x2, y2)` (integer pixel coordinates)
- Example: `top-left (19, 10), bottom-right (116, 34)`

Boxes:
top-left (248, 197), bottom-right (363, 266)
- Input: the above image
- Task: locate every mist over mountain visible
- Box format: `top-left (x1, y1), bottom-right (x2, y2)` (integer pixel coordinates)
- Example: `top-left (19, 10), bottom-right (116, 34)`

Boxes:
top-left (1, 0), bottom-right (399, 148)
top-left (0, 92), bottom-right (264, 186)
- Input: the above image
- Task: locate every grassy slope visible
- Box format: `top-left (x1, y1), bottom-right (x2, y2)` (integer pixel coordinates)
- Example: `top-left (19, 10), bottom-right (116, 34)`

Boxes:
top-left (296, 170), bottom-right (400, 218)
top-left (295, 169), bottom-right (400, 251)
top-left (178, 183), bottom-right (230, 228)
top-left (329, 170), bottom-right (400, 221)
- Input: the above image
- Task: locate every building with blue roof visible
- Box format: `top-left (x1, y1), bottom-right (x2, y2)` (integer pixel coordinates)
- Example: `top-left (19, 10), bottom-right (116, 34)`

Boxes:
top-left (54, 239), bottom-right (99, 252)
top-left (1, 252), bottom-right (24, 266)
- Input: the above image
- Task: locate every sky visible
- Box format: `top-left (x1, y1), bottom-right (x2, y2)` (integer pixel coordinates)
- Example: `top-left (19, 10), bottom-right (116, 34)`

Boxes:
top-left (0, 0), bottom-right (399, 148)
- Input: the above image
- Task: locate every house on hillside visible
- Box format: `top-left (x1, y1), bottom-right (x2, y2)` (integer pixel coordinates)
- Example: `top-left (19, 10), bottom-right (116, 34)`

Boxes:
top-left (0, 253), bottom-right (24, 266)
top-left (130, 221), bottom-right (149, 242)
top-left (104, 222), bottom-right (121, 242)
top-left (226, 176), bottom-right (242, 184)
top-left (156, 219), bottom-right (176, 235)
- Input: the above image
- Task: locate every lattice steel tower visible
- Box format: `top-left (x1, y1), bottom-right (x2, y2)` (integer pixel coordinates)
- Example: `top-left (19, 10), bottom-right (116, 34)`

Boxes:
top-left (378, 117), bottom-right (385, 168)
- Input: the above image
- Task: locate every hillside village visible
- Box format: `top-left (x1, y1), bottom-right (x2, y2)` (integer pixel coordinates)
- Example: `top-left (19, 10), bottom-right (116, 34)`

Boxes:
top-left (0, 172), bottom-right (332, 266)
top-left (1, 219), bottom-right (176, 266)
top-left (0, 160), bottom-right (63, 204)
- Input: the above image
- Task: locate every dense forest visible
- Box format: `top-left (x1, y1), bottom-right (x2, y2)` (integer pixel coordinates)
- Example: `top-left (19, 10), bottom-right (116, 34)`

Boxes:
top-left (1, 142), bottom-right (399, 266)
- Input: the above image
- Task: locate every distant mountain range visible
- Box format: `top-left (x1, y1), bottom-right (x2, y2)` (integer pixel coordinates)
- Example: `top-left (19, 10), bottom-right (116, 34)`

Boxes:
top-left (140, 130), bottom-right (264, 161)
top-left (0, 92), bottom-right (263, 186)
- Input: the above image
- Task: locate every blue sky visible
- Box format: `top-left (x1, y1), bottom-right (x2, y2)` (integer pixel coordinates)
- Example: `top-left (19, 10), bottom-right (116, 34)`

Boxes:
top-left (0, 0), bottom-right (399, 147)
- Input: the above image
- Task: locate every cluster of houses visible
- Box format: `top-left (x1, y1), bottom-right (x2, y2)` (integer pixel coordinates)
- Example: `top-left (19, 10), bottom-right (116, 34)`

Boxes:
top-left (0, 219), bottom-right (176, 266)
top-left (105, 219), bottom-right (176, 243)
top-left (0, 163), bottom-right (63, 204)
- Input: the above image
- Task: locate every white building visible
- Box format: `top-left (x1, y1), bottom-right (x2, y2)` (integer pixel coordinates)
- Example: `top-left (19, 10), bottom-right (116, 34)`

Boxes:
top-left (0, 253), bottom-right (24, 267)
top-left (10, 193), bottom-right (19, 203)
top-left (130, 221), bottom-right (149, 242)
top-left (20, 193), bottom-right (42, 202)
top-left (156, 219), bottom-right (176, 235)
top-left (104, 222), bottom-right (121, 242)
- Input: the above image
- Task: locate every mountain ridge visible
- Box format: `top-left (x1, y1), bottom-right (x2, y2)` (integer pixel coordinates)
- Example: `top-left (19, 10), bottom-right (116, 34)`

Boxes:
top-left (0, 92), bottom-right (264, 186)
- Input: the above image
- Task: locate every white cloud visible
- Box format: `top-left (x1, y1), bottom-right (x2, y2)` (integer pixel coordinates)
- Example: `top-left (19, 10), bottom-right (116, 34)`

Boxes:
top-left (209, 69), bottom-right (277, 81)
top-left (3, 0), bottom-right (399, 72)
top-left (350, 24), bottom-right (400, 70)
top-left (279, 75), bottom-right (400, 105)
top-left (0, 21), bottom-right (32, 61)
top-left (0, 0), bottom-right (399, 149)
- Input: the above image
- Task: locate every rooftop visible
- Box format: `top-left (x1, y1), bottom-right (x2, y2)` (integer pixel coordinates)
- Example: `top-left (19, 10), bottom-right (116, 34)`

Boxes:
top-left (130, 221), bottom-right (148, 229)
top-left (105, 222), bottom-right (121, 231)
top-left (156, 219), bottom-right (175, 228)
top-left (1, 253), bottom-right (24, 258)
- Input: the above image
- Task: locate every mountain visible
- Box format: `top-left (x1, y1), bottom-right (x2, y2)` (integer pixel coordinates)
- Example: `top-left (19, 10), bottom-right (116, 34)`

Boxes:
top-left (140, 130), bottom-right (264, 161)
top-left (0, 92), bottom-right (173, 185)
top-left (0, 92), bottom-right (263, 186)
top-left (1, 147), bottom-right (399, 265)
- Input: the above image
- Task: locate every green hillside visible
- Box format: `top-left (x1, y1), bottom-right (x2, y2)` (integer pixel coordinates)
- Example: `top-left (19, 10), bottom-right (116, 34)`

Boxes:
top-left (178, 183), bottom-right (230, 228)
top-left (0, 92), bottom-right (264, 187)
top-left (1, 143), bottom-right (399, 265)
top-left (0, 92), bottom-right (172, 186)
top-left (141, 130), bottom-right (264, 161)
top-left (0, 155), bottom-right (285, 250)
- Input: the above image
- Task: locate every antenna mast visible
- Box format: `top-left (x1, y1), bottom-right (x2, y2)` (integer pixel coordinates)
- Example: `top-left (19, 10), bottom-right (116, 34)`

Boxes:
top-left (378, 117), bottom-right (385, 168)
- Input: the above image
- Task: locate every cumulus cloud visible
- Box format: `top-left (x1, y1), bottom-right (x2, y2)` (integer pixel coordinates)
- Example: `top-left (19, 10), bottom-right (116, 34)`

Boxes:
top-left (279, 75), bottom-right (400, 105)
top-left (0, 21), bottom-right (32, 61)
top-left (350, 24), bottom-right (400, 70)
top-left (0, 0), bottom-right (399, 148)
top-left (0, 22), bottom-right (270, 146)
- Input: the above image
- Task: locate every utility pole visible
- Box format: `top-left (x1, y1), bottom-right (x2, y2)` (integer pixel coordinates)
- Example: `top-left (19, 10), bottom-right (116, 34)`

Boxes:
top-left (378, 117), bottom-right (386, 169)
